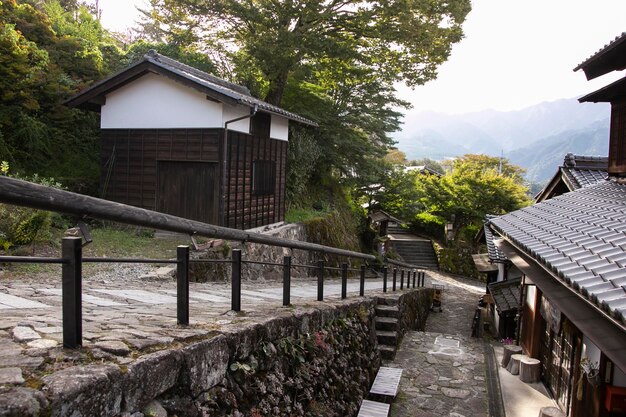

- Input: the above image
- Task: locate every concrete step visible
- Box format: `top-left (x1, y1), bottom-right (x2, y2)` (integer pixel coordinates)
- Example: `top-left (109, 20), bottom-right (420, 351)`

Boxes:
top-left (375, 317), bottom-right (398, 331)
top-left (374, 305), bottom-right (399, 318)
top-left (376, 330), bottom-right (398, 346)
top-left (378, 345), bottom-right (397, 360)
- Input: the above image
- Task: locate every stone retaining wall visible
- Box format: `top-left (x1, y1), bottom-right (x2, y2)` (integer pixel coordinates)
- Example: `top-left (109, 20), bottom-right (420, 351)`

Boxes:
top-left (1, 289), bottom-right (432, 417)
top-left (190, 223), bottom-right (311, 282)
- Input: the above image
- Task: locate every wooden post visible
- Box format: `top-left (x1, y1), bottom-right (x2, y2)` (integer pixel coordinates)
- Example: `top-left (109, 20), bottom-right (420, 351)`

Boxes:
top-left (400, 269), bottom-right (404, 290)
top-left (383, 267), bottom-right (388, 293)
top-left (62, 237), bottom-right (82, 349)
top-left (507, 353), bottom-right (525, 375)
top-left (360, 265), bottom-right (365, 296)
top-left (392, 268), bottom-right (397, 291)
top-left (231, 249), bottom-right (242, 312)
top-left (283, 255), bottom-right (291, 306)
top-left (317, 260), bottom-right (324, 301)
top-left (341, 263), bottom-right (348, 299)
top-left (177, 245), bottom-right (190, 325)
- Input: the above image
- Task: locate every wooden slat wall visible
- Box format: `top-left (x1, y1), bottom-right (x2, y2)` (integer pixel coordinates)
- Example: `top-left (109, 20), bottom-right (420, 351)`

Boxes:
top-left (225, 131), bottom-right (287, 229)
top-left (100, 128), bottom-right (222, 212)
top-left (609, 99), bottom-right (626, 176)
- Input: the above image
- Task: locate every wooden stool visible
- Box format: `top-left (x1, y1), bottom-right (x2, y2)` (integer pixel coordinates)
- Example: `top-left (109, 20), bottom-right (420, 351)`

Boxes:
top-left (507, 353), bottom-right (525, 375)
top-left (520, 357), bottom-right (541, 383)
top-left (538, 406), bottom-right (565, 417)
top-left (501, 345), bottom-right (523, 368)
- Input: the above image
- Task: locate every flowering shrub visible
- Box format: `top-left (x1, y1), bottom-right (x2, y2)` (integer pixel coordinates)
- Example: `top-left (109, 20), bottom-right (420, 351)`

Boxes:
top-left (501, 337), bottom-right (514, 345)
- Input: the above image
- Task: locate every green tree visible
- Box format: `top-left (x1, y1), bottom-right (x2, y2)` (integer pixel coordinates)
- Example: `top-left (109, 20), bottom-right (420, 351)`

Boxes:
top-left (413, 154), bottom-right (531, 241)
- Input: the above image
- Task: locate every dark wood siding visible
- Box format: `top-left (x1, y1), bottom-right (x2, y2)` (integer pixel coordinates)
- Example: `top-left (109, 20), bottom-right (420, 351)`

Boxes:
top-left (225, 131), bottom-right (287, 229)
top-left (100, 128), bottom-right (222, 220)
top-left (609, 99), bottom-right (626, 176)
top-left (157, 161), bottom-right (219, 224)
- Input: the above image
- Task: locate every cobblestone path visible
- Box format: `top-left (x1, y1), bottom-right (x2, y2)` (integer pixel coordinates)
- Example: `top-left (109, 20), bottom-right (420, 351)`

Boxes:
top-left (389, 271), bottom-right (491, 417)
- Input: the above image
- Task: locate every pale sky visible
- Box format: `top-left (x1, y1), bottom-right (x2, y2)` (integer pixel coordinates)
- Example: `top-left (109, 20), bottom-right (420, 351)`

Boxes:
top-left (99, 0), bottom-right (626, 115)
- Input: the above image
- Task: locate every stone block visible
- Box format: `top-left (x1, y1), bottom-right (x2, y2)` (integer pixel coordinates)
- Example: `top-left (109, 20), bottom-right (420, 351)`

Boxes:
top-left (0, 387), bottom-right (48, 417)
top-left (123, 349), bottom-right (184, 412)
top-left (42, 364), bottom-right (123, 417)
top-left (181, 335), bottom-right (229, 397)
top-left (0, 367), bottom-right (24, 385)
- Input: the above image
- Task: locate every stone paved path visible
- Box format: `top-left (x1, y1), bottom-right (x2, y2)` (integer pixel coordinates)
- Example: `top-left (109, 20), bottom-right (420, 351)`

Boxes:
top-left (0, 267), bottom-right (427, 387)
top-left (389, 271), bottom-right (490, 417)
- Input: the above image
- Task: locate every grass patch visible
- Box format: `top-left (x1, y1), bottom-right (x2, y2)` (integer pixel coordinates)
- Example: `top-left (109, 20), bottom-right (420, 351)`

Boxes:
top-left (83, 228), bottom-right (192, 259)
top-left (284, 207), bottom-right (330, 223)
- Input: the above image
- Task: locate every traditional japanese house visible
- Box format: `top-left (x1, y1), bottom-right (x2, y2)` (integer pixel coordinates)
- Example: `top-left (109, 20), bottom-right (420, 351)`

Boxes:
top-left (66, 51), bottom-right (316, 229)
top-left (535, 153), bottom-right (608, 203)
top-left (487, 33), bottom-right (626, 417)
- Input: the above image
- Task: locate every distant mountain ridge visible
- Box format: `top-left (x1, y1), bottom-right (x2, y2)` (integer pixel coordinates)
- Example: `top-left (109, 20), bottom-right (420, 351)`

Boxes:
top-left (393, 98), bottom-right (611, 184)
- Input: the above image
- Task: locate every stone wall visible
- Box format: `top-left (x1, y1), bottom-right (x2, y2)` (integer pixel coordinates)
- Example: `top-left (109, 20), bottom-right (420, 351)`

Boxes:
top-left (394, 287), bottom-right (434, 336)
top-left (190, 223), bottom-right (311, 282)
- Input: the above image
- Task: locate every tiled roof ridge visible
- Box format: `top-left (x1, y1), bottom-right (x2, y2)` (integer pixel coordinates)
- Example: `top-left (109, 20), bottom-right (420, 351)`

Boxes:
top-left (144, 50), bottom-right (251, 96)
top-left (573, 32), bottom-right (626, 71)
top-left (563, 153), bottom-right (609, 169)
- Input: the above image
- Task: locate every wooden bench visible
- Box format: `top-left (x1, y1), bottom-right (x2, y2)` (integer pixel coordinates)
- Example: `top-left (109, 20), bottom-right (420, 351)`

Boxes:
top-left (358, 366), bottom-right (403, 416)
top-left (369, 367), bottom-right (403, 399)
top-left (357, 399), bottom-right (391, 417)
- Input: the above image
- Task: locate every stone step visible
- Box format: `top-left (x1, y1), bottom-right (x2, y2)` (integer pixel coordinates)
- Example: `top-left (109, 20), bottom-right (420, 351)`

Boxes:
top-left (376, 330), bottom-right (398, 346)
top-left (377, 345), bottom-right (397, 360)
top-left (374, 305), bottom-right (399, 318)
top-left (375, 317), bottom-right (398, 331)
top-left (376, 297), bottom-right (399, 306)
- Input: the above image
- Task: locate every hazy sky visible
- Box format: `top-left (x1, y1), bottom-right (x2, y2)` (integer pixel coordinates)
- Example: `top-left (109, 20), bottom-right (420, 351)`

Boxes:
top-left (100, 0), bottom-right (626, 115)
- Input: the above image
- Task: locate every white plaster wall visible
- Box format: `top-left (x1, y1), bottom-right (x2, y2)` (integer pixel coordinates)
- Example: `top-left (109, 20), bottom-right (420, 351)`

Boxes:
top-left (101, 73), bottom-right (252, 130)
top-left (222, 104), bottom-right (251, 134)
top-left (614, 366), bottom-right (626, 387)
top-left (270, 115), bottom-right (289, 141)
top-left (497, 263), bottom-right (506, 282)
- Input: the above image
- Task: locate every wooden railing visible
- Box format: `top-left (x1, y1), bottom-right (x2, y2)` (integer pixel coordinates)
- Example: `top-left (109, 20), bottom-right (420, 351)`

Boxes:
top-left (0, 176), bottom-right (427, 348)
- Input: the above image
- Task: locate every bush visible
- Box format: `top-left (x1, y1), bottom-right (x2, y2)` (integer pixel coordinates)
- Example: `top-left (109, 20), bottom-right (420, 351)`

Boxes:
top-left (410, 212), bottom-right (445, 241)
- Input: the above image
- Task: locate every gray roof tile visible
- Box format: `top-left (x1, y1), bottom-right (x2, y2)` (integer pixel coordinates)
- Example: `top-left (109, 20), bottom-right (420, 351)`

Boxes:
top-left (490, 181), bottom-right (626, 325)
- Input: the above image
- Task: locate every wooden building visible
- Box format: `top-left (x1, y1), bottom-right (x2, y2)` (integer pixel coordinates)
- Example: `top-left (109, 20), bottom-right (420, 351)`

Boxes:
top-left (66, 51), bottom-right (316, 229)
top-left (487, 33), bottom-right (626, 417)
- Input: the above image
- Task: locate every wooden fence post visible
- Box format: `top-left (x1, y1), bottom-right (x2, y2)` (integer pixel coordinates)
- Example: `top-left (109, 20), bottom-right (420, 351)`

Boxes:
top-left (177, 245), bottom-right (190, 325)
top-left (62, 237), bottom-right (82, 349)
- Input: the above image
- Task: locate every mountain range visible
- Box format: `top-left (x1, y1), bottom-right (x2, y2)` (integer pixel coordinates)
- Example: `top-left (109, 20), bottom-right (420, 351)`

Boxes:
top-left (393, 98), bottom-right (611, 184)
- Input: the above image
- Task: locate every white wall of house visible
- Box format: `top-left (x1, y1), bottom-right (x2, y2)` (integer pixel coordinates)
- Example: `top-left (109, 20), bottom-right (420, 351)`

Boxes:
top-left (101, 73), bottom-right (223, 128)
top-left (525, 285), bottom-right (536, 309)
top-left (582, 336), bottom-right (601, 364)
top-left (270, 115), bottom-right (290, 141)
top-left (222, 104), bottom-right (251, 134)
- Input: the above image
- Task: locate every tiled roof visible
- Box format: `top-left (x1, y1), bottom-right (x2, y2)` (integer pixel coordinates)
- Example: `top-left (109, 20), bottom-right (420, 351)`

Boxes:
top-left (66, 51), bottom-right (317, 127)
top-left (561, 153), bottom-right (608, 189)
top-left (488, 278), bottom-right (521, 313)
top-left (484, 217), bottom-right (508, 263)
top-left (574, 32), bottom-right (626, 80)
top-left (490, 181), bottom-right (626, 326)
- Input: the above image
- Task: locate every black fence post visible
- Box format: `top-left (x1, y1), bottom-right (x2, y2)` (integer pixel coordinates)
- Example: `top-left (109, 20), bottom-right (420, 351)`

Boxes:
top-left (341, 263), bottom-right (348, 299)
top-left (317, 260), bottom-right (325, 301)
top-left (231, 249), bottom-right (242, 312)
top-left (283, 255), bottom-right (291, 306)
top-left (359, 265), bottom-right (366, 297)
top-left (392, 268), bottom-right (397, 291)
top-left (413, 270), bottom-right (416, 288)
top-left (62, 237), bottom-right (82, 349)
top-left (421, 271), bottom-right (425, 287)
top-left (177, 245), bottom-right (190, 325)
top-left (383, 266), bottom-right (388, 293)
top-left (400, 269), bottom-right (404, 290)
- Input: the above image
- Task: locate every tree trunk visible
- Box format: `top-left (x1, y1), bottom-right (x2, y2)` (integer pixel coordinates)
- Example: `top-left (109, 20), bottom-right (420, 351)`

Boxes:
top-left (538, 406), bottom-right (565, 417)
top-left (520, 357), bottom-right (541, 383)
top-left (264, 70), bottom-right (289, 106)
top-left (501, 345), bottom-right (523, 368)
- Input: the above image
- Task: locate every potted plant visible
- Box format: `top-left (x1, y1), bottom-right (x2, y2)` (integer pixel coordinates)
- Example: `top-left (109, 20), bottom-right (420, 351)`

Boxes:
top-left (580, 357), bottom-right (601, 388)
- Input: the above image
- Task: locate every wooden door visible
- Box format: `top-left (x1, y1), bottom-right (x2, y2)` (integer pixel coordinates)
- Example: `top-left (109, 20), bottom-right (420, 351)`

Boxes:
top-left (156, 161), bottom-right (219, 224)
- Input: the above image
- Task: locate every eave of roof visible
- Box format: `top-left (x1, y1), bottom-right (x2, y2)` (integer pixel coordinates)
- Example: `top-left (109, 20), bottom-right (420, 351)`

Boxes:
top-left (488, 278), bottom-right (522, 313)
top-left (579, 75), bottom-right (626, 103)
top-left (574, 32), bottom-right (626, 80)
top-left (483, 219), bottom-right (508, 263)
top-left (490, 181), bottom-right (626, 329)
top-left (65, 51), bottom-right (318, 127)
top-left (496, 238), bottom-right (626, 373)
